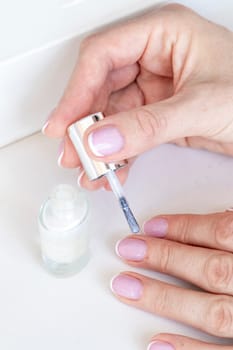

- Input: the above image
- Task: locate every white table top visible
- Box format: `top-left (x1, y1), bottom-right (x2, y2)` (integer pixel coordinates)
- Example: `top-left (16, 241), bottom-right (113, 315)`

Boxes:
top-left (1, 133), bottom-right (233, 349)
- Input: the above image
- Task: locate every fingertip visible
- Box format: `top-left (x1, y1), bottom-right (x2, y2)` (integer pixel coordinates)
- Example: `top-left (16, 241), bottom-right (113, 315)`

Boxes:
top-left (42, 106), bottom-right (76, 138)
top-left (109, 273), bottom-right (121, 295)
top-left (41, 108), bottom-right (56, 135)
top-left (143, 217), bottom-right (168, 238)
top-left (57, 150), bottom-right (64, 168)
top-left (115, 239), bottom-right (122, 258)
top-left (44, 119), bottom-right (68, 138)
top-left (148, 333), bottom-right (213, 350)
top-left (41, 121), bottom-right (50, 135)
top-left (147, 334), bottom-right (177, 350)
top-left (147, 341), bottom-right (175, 350)
top-left (78, 172), bottom-right (106, 191)
top-left (77, 169), bottom-right (85, 188)
top-left (61, 135), bottom-right (82, 168)
top-left (42, 108), bottom-right (67, 138)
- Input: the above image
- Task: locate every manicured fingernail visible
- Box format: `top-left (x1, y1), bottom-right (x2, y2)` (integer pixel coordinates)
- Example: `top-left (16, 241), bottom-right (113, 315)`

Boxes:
top-left (42, 121), bottom-right (50, 135)
top-left (226, 207), bottom-right (233, 212)
top-left (147, 341), bottom-right (175, 350)
top-left (144, 218), bottom-right (168, 237)
top-left (42, 108), bottom-right (56, 134)
top-left (88, 126), bottom-right (124, 156)
top-left (57, 141), bottom-right (64, 167)
top-left (110, 274), bottom-right (143, 300)
top-left (116, 238), bottom-right (147, 261)
top-left (77, 169), bottom-right (85, 187)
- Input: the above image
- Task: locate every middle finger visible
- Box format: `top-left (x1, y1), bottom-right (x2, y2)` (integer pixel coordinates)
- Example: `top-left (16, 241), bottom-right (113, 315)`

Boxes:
top-left (116, 236), bottom-right (233, 295)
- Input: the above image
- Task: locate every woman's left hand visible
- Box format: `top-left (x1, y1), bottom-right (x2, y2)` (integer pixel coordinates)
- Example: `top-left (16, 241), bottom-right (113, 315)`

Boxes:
top-left (111, 211), bottom-right (233, 349)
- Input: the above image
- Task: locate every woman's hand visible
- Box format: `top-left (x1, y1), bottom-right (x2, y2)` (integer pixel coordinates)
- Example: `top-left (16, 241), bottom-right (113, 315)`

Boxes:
top-left (43, 4), bottom-right (233, 190)
top-left (111, 211), bottom-right (233, 349)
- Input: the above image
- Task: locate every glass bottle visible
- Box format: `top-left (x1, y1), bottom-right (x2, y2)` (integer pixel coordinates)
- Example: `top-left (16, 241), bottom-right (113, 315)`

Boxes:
top-left (38, 184), bottom-right (90, 277)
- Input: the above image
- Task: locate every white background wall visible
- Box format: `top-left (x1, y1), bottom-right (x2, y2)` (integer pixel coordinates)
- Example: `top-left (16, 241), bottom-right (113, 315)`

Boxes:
top-left (1, 0), bottom-right (233, 147)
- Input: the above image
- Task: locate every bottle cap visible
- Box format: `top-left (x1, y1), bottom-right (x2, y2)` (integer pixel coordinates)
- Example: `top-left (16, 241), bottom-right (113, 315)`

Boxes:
top-left (68, 112), bottom-right (127, 181)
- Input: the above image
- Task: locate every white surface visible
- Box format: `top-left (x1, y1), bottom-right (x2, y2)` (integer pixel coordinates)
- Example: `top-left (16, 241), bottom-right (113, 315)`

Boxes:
top-left (2, 0), bottom-right (233, 147)
top-left (0, 0), bottom-right (158, 61)
top-left (0, 36), bottom-right (80, 148)
top-left (1, 0), bottom-right (233, 61)
top-left (1, 133), bottom-right (233, 349)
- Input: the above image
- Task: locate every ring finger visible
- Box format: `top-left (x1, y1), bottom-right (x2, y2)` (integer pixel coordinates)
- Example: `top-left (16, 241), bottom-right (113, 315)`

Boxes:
top-left (116, 235), bottom-right (233, 295)
top-left (111, 271), bottom-right (233, 338)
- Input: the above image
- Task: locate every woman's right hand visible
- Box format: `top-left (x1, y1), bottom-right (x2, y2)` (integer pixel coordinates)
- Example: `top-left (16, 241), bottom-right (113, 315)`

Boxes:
top-left (43, 4), bottom-right (233, 189)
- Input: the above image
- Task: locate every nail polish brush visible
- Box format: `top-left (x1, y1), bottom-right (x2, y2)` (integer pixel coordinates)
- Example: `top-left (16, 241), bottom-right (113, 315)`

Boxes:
top-left (68, 112), bottom-right (140, 234)
top-left (105, 170), bottom-right (140, 233)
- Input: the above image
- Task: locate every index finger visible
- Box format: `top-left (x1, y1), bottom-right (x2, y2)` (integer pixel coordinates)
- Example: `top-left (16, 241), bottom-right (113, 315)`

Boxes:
top-left (43, 3), bottom-right (183, 137)
top-left (44, 17), bottom-right (151, 137)
top-left (144, 212), bottom-right (233, 253)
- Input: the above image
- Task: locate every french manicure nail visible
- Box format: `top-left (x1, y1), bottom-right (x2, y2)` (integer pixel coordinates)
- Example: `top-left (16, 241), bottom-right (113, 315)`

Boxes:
top-left (77, 169), bottom-right (85, 187)
top-left (226, 207), bottom-right (233, 212)
top-left (144, 218), bottom-right (168, 238)
top-left (41, 108), bottom-right (56, 135)
top-left (57, 141), bottom-right (64, 167)
top-left (41, 121), bottom-right (50, 135)
top-left (110, 274), bottom-right (143, 300)
top-left (147, 341), bottom-right (175, 350)
top-left (116, 238), bottom-right (147, 261)
top-left (88, 126), bottom-right (124, 156)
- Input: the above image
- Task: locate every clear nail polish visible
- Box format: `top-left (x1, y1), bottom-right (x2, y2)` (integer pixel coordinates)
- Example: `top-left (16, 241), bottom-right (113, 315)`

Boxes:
top-left (38, 184), bottom-right (90, 277)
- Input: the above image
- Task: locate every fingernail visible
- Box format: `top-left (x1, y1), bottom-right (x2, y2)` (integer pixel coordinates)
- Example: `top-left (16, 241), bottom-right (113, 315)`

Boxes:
top-left (41, 121), bottom-right (50, 135)
top-left (226, 207), bottom-right (233, 212)
top-left (42, 108), bottom-right (56, 135)
top-left (88, 126), bottom-right (124, 156)
top-left (144, 218), bottom-right (168, 238)
top-left (77, 169), bottom-right (85, 187)
top-left (116, 238), bottom-right (147, 261)
top-left (110, 274), bottom-right (143, 300)
top-left (147, 341), bottom-right (175, 350)
top-left (57, 141), bottom-right (64, 167)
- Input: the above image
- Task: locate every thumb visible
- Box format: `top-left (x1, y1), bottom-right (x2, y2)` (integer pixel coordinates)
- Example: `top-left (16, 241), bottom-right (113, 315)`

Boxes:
top-left (84, 92), bottom-right (206, 162)
top-left (147, 334), bottom-right (233, 350)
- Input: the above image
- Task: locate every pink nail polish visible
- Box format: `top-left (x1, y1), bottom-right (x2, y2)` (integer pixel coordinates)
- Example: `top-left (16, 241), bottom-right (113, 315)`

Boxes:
top-left (144, 218), bottom-right (168, 237)
top-left (116, 238), bottom-right (147, 261)
top-left (88, 126), bottom-right (124, 156)
top-left (147, 341), bottom-right (174, 350)
top-left (110, 274), bottom-right (143, 300)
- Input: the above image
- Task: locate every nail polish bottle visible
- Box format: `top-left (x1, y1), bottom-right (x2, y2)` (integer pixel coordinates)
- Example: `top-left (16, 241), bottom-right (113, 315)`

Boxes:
top-left (38, 184), bottom-right (90, 277)
top-left (68, 113), bottom-right (139, 234)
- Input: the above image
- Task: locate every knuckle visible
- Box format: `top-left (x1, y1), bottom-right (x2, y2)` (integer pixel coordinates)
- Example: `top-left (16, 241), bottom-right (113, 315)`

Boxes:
top-left (204, 253), bottom-right (233, 292)
top-left (173, 215), bottom-right (192, 244)
top-left (152, 287), bottom-right (170, 315)
top-left (163, 3), bottom-right (188, 12)
top-left (208, 297), bottom-right (233, 336)
top-left (134, 107), bottom-right (167, 142)
top-left (214, 214), bottom-right (233, 250)
top-left (80, 33), bottom-right (99, 52)
top-left (162, 3), bottom-right (196, 20)
top-left (158, 242), bottom-right (173, 273)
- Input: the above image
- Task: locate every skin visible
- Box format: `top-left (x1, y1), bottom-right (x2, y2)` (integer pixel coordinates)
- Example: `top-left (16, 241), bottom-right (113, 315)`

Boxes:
top-left (44, 3), bottom-right (233, 348)
top-left (115, 212), bottom-right (233, 344)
